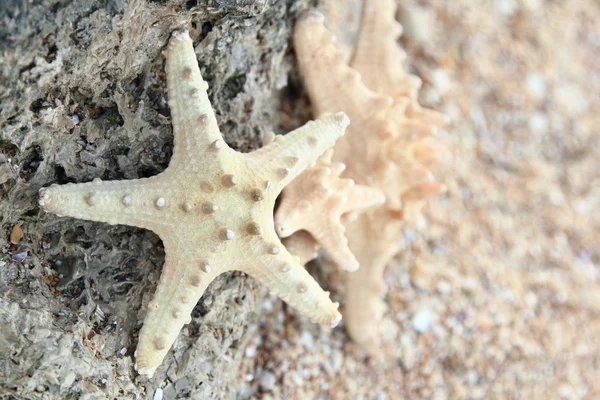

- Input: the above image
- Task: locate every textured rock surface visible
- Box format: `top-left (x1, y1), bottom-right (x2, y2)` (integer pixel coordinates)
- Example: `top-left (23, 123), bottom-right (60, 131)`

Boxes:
top-left (0, 0), bottom-right (310, 398)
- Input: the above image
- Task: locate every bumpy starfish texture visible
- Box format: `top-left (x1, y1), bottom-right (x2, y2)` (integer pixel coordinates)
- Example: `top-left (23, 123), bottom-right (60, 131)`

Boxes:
top-left (39, 30), bottom-right (348, 377)
top-left (316, 0), bottom-right (363, 64)
top-left (294, 3), bottom-right (447, 351)
top-left (275, 149), bottom-right (384, 271)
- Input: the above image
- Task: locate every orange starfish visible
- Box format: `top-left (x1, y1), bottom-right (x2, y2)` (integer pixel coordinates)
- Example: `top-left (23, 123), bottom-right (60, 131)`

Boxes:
top-left (294, 1), bottom-right (448, 350)
top-left (276, 149), bottom-right (385, 271)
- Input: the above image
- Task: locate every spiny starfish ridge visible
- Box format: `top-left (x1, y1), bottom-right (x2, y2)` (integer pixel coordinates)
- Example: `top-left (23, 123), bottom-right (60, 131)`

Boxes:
top-left (275, 149), bottom-right (385, 271)
top-left (38, 30), bottom-right (348, 377)
top-left (294, 5), bottom-right (448, 352)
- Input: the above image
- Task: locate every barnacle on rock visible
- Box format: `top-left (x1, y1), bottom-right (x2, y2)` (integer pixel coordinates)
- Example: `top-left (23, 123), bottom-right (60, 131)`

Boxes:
top-left (294, 1), bottom-right (448, 351)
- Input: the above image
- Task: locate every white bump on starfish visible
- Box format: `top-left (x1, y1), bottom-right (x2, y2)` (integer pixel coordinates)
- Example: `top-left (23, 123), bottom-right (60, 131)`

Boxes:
top-left (277, 168), bottom-right (290, 178)
top-left (201, 262), bottom-right (211, 273)
top-left (39, 29), bottom-right (349, 377)
top-left (122, 194), bottom-right (132, 206)
top-left (189, 275), bottom-right (202, 288)
top-left (297, 283), bottom-right (308, 293)
top-left (222, 174), bottom-right (239, 188)
top-left (85, 192), bottom-right (96, 206)
top-left (153, 338), bottom-right (167, 351)
top-left (212, 139), bottom-right (224, 150)
top-left (155, 197), bottom-right (166, 209)
top-left (219, 228), bottom-right (235, 241)
top-left (280, 262), bottom-right (291, 273)
top-left (250, 188), bottom-right (264, 202)
top-left (182, 201), bottom-right (193, 212)
top-left (190, 88), bottom-right (202, 99)
top-left (267, 244), bottom-right (280, 255)
top-left (201, 201), bottom-right (217, 214)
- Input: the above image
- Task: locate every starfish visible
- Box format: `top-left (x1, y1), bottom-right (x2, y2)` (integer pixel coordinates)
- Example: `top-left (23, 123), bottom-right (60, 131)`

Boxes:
top-left (38, 30), bottom-right (348, 377)
top-left (275, 148), bottom-right (384, 271)
top-left (294, 2), bottom-right (447, 351)
top-left (282, 231), bottom-right (320, 265)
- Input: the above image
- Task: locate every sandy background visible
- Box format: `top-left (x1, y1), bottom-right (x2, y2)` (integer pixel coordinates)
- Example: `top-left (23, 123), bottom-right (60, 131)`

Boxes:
top-left (1, 0), bottom-right (599, 399)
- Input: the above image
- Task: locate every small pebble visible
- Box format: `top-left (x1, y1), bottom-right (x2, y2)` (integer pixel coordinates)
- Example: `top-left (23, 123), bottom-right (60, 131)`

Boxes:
top-left (436, 280), bottom-right (452, 295)
top-left (300, 331), bottom-right (314, 350)
top-left (431, 69), bottom-right (451, 95)
top-left (290, 370), bottom-right (304, 386)
top-left (245, 345), bottom-right (257, 358)
top-left (528, 113), bottom-right (548, 134)
top-left (412, 309), bottom-right (437, 333)
top-left (525, 73), bottom-right (546, 98)
top-left (11, 251), bottom-right (27, 263)
top-left (259, 370), bottom-right (276, 392)
top-left (9, 224), bottom-right (22, 244)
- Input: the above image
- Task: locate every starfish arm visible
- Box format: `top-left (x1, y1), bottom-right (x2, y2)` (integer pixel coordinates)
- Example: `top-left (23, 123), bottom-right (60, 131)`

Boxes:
top-left (274, 210), bottom-right (299, 238)
top-left (164, 30), bottom-right (227, 169)
top-left (273, 189), bottom-right (308, 237)
top-left (341, 184), bottom-right (386, 214)
top-left (276, 204), bottom-right (360, 271)
top-left (405, 141), bottom-right (440, 167)
top-left (406, 101), bottom-right (450, 127)
top-left (246, 112), bottom-right (349, 196)
top-left (282, 231), bottom-right (320, 265)
top-left (310, 218), bottom-right (359, 271)
top-left (241, 229), bottom-right (341, 327)
top-left (343, 210), bottom-right (403, 352)
top-left (134, 235), bottom-right (228, 377)
top-left (317, 0), bottom-right (363, 64)
top-left (350, 0), bottom-right (422, 98)
top-left (402, 181), bottom-right (445, 203)
top-left (39, 176), bottom-right (184, 236)
top-left (294, 10), bottom-right (393, 121)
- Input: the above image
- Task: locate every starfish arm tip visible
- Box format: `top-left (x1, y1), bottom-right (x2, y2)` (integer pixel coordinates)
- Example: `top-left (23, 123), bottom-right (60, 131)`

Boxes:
top-left (38, 182), bottom-right (118, 223)
top-left (329, 245), bottom-right (361, 272)
top-left (250, 112), bottom-right (349, 194)
top-left (330, 310), bottom-right (342, 328)
top-left (247, 249), bottom-right (340, 327)
top-left (168, 29), bottom-right (192, 47)
top-left (38, 186), bottom-right (54, 211)
top-left (134, 364), bottom-right (156, 378)
top-left (345, 261), bottom-right (360, 272)
top-left (282, 231), bottom-right (320, 265)
top-left (134, 242), bottom-right (226, 377)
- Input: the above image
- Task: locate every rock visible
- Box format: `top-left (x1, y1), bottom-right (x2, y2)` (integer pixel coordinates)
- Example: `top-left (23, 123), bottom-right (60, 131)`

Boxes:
top-left (0, 0), bottom-right (309, 398)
